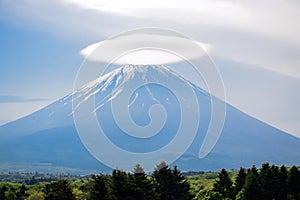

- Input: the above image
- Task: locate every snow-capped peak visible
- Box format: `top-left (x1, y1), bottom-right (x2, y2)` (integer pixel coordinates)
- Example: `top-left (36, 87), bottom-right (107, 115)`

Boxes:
top-left (72, 64), bottom-right (201, 112)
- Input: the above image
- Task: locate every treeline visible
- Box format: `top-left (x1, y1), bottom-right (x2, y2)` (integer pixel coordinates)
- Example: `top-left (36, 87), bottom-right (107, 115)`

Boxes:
top-left (1, 163), bottom-right (300, 200)
top-left (88, 162), bottom-right (192, 200)
top-left (0, 162), bottom-right (193, 200)
top-left (0, 172), bottom-right (86, 184)
top-left (203, 163), bottom-right (300, 200)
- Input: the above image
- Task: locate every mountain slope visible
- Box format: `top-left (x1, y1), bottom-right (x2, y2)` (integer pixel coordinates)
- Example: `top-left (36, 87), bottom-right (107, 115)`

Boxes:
top-left (0, 65), bottom-right (300, 172)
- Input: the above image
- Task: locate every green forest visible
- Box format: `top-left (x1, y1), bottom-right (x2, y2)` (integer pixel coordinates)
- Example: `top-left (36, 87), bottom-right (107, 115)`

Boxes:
top-left (0, 162), bottom-right (300, 200)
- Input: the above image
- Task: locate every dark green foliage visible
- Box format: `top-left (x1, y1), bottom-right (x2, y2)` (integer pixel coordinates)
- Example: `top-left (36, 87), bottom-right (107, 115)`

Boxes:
top-left (171, 166), bottom-right (194, 200)
top-left (233, 167), bottom-right (246, 197)
top-left (1, 163), bottom-right (300, 200)
top-left (131, 164), bottom-right (158, 200)
top-left (5, 187), bottom-right (16, 200)
top-left (110, 165), bottom-right (159, 200)
top-left (254, 163), bottom-right (281, 200)
top-left (279, 165), bottom-right (288, 200)
top-left (153, 164), bottom-right (173, 199)
top-left (16, 184), bottom-right (28, 200)
top-left (209, 163), bottom-right (300, 200)
top-left (0, 164), bottom-right (194, 200)
top-left (243, 165), bottom-right (261, 200)
top-left (0, 183), bottom-right (28, 200)
top-left (259, 163), bottom-right (276, 200)
top-left (153, 163), bottom-right (193, 200)
top-left (0, 185), bottom-right (6, 200)
top-left (89, 174), bottom-right (111, 200)
top-left (270, 165), bottom-right (281, 199)
top-left (287, 166), bottom-right (300, 199)
top-left (44, 179), bottom-right (75, 200)
top-left (111, 169), bottom-right (134, 200)
top-left (213, 168), bottom-right (233, 199)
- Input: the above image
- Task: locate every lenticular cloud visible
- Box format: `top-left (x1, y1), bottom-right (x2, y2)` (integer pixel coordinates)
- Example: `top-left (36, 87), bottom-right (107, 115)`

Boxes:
top-left (80, 32), bottom-right (212, 65)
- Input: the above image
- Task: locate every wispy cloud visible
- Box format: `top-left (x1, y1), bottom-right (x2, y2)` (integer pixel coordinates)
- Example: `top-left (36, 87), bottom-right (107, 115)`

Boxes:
top-left (65, 0), bottom-right (300, 43)
top-left (1, 0), bottom-right (299, 78)
top-left (0, 95), bottom-right (48, 103)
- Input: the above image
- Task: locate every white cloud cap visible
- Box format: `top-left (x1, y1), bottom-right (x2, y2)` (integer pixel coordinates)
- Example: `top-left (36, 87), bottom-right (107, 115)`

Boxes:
top-left (80, 33), bottom-right (212, 65)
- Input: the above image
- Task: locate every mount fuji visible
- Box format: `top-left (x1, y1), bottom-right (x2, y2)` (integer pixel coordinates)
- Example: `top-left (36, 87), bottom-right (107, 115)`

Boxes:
top-left (0, 65), bottom-right (300, 173)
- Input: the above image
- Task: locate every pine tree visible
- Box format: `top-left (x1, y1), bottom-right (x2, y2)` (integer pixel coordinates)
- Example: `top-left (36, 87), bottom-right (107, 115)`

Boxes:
top-left (233, 167), bottom-right (247, 198)
top-left (171, 166), bottom-right (193, 200)
top-left (278, 165), bottom-right (288, 200)
top-left (44, 180), bottom-right (75, 200)
top-left (132, 164), bottom-right (158, 200)
top-left (243, 165), bottom-right (261, 200)
top-left (270, 165), bottom-right (281, 199)
top-left (213, 168), bottom-right (233, 199)
top-left (259, 163), bottom-right (274, 200)
top-left (152, 163), bottom-right (174, 200)
top-left (89, 174), bottom-right (111, 200)
top-left (152, 162), bottom-right (193, 200)
top-left (287, 166), bottom-right (300, 199)
top-left (111, 169), bottom-right (134, 200)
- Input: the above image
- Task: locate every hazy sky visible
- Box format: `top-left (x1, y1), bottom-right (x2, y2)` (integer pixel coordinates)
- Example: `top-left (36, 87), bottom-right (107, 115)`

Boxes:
top-left (0, 0), bottom-right (300, 137)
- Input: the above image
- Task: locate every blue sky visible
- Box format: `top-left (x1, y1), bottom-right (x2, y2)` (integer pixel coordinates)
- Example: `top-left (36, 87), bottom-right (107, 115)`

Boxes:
top-left (0, 0), bottom-right (300, 137)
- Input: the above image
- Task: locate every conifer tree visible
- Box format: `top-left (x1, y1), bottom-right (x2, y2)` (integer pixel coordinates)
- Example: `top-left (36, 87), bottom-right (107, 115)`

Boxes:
top-left (287, 166), bottom-right (300, 199)
top-left (89, 174), bottom-right (111, 200)
top-left (213, 168), bottom-right (233, 199)
top-left (152, 163), bottom-right (175, 200)
top-left (233, 167), bottom-right (247, 197)
top-left (259, 163), bottom-right (274, 200)
top-left (132, 164), bottom-right (158, 200)
top-left (152, 162), bottom-right (193, 200)
top-left (111, 169), bottom-right (134, 200)
top-left (171, 166), bottom-right (193, 200)
top-left (243, 165), bottom-right (261, 200)
top-left (270, 165), bottom-right (281, 199)
top-left (44, 180), bottom-right (75, 200)
top-left (278, 165), bottom-right (288, 200)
